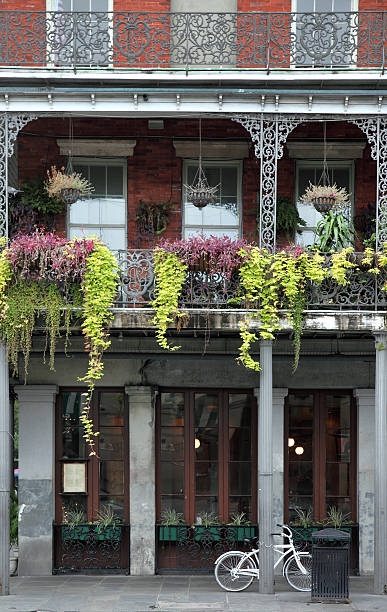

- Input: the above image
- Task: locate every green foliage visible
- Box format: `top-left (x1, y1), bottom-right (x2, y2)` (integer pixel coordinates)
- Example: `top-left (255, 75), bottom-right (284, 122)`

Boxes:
top-left (293, 507), bottom-right (313, 528)
top-left (95, 505), bottom-right (121, 528)
top-left (151, 241), bottom-right (387, 375)
top-left (160, 507), bottom-right (185, 525)
top-left (229, 512), bottom-right (249, 525)
top-left (196, 511), bottom-right (218, 527)
top-left (10, 490), bottom-right (18, 547)
top-left (17, 180), bottom-right (64, 214)
top-left (314, 211), bottom-right (356, 252)
top-left (276, 196), bottom-right (306, 238)
top-left (152, 249), bottom-right (188, 351)
top-left (63, 504), bottom-right (86, 527)
top-left (136, 200), bottom-right (173, 235)
top-left (78, 242), bottom-right (119, 456)
top-left (325, 506), bottom-right (351, 528)
top-left (0, 236), bottom-right (118, 457)
top-left (236, 248), bottom-right (326, 372)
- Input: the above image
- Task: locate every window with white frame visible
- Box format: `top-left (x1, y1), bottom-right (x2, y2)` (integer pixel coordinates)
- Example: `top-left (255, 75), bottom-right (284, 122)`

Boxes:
top-left (69, 159), bottom-right (126, 252)
top-left (293, 0), bottom-right (357, 67)
top-left (183, 161), bottom-right (242, 239)
top-left (295, 160), bottom-right (354, 247)
top-left (48, 0), bottom-right (111, 66)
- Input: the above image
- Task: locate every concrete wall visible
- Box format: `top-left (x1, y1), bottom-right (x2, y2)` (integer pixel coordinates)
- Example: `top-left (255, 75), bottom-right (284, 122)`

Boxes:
top-left (15, 385), bottom-right (57, 576)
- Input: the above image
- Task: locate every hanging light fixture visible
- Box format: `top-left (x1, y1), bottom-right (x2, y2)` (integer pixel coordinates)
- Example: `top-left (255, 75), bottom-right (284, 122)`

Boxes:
top-left (184, 118), bottom-right (219, 209)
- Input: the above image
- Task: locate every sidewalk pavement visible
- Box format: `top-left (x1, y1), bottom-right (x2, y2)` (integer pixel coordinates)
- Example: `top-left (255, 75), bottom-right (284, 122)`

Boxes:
top-left (0, 575), bottom-right (387, 612)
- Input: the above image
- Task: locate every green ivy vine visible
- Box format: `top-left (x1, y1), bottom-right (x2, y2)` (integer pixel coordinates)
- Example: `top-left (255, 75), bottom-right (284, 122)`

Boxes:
top-left (151, 244), bottom-right (387, 374)
top-left (0, 235), bottom-right (118, 457)
top-left (152, 249), bottom-right (188, 351)
top-left (78, 241), bottom-right (119, 455)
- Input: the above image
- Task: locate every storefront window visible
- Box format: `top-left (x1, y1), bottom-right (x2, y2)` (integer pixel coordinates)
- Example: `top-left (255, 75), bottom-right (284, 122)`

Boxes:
top-left (158, 389), bottom-right (256, 524)
top-left (56, 389), bottom-right (128, 523)
top-left (285, 390), bottom-right (356, 523)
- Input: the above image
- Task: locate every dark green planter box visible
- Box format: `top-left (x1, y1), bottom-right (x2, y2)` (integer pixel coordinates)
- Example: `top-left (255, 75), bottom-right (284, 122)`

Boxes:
top-left (291, 524), bottom-right (355, 543)
top-left (61, 524), bottom-right (122, 542)
top-left (158, 524), bottom-right (257, 543)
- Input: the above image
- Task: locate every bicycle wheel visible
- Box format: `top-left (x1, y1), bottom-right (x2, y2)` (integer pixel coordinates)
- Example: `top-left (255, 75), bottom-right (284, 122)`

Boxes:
top-left (284, 553), bottom-right (312, 592)
top-left (215, 552), bottom-right (257, 592)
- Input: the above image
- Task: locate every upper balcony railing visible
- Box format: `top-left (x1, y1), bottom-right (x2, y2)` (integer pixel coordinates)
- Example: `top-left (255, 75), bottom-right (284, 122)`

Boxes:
top-left (115, 249), bottom-right (387, 311)
top-left (1, 11), bottom-right (387, 71)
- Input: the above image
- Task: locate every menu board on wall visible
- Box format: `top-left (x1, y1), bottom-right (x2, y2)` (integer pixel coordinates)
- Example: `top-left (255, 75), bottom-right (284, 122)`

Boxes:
top-left (63, 462), bottom-right (87, 493)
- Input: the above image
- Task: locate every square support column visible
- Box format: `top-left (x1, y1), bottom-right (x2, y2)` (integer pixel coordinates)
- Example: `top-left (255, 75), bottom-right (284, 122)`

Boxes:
top-left (272, 389), bottom-right (288, 536)
top-left (354, 389), bottom-right (375, 575)
top-left (255, 339), bottom-right (274, 594)
top-left (125, 385), bottom-right (156, 575)
top-left (373, 333), bottom-right (387, 594)
top-left (0, 344), bottom-right (10, 595)
top-left (15, 385), bottom-right (57, 576)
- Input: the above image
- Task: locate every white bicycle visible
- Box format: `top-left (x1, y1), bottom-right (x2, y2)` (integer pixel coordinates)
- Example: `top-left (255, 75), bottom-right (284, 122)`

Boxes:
top-left (214, 524), bottom-right (312, 592)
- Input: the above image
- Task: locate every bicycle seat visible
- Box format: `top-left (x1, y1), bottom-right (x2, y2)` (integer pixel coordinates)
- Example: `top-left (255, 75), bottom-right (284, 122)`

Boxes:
top-left (243, 536), bottom-right (259, 545)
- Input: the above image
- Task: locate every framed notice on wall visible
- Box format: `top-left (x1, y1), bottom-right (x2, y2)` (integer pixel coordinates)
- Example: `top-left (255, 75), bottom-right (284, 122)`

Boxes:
top-left (62, 462), bottom-right (87, 493)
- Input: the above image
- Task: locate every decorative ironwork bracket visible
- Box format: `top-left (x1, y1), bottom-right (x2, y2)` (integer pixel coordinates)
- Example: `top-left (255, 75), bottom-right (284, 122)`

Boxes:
top-left (232, 114), bottom-right (305, 251)
top-left (0, 113), bottom-right (38, 239)
top-left (349, 117), bottom-right (387, 249)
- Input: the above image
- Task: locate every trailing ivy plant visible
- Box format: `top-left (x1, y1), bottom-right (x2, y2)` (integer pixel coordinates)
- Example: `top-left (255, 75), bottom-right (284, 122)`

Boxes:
top-left (151, 238), bottom-right (387, 374)
top-left (0, 230), bottom-right (118, 456)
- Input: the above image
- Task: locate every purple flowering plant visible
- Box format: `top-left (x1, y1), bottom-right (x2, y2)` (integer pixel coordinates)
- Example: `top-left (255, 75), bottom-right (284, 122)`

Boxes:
top-left (158, 234), bottom-right (253, 279)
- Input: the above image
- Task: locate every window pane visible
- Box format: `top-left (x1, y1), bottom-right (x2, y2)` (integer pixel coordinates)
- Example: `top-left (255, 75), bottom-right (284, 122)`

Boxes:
top-left (195, 497), bottom-right (218, 519)
top-left (221, 167), bottom-right (238, 196)
top-left (69, 198), bottom-right (95, 224)
top-left (100, 198), bottom-right (126, 225)
top-left (62, 496), bottom-right (87, 519)
top-left (100, 228), bottom-right (126, 251)
top-left (196, 461), bottom-right (218, 494)
top-left (161, 393), bottom-right (185, 426)
top-left (92, 0), bottom-right (109, 11)
top-left (99, 392), bottom-right (124, 426)
top-left (185, 227), bottom-right (239, 240)
top-left (161, 429), bottom-right (184, 461)
top-left (195, 427), bottom-right (218, 461)
top-left (194, 394), bottom-right (218, 427)
top-left (228, 497), bottom-right (251, 521)
top-left (99, 496), bottom-right (124, 520)
top-left (229, 463), bottom-right (251, 495)
top-left (326, 463), bottom-right (349, 496)
top-left (229, 428), bottom-right (251, 461)
top-left (99, 461), bottom-right (124, 495)
top-left (229, 394), bottom-right (251, 427)
top-left (288, 496), bottom-right (313, 523)
top-left (161, 462), bottom-right (184, 494)
top-left (99, 428), bottom-right (123, 460)
top-left (161, 496), bottom-right (184, 515)
top-left (107, 166), bottom-right (124, 196)
top-left (289, 461), bottom-right (313, 496)
top-left (62, 392), bottom-right (87, 459)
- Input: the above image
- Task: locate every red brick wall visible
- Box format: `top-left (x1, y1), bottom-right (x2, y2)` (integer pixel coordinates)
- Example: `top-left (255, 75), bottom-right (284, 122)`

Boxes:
top-left (17, 117), bottom-right (376, 248)
top-left (237, 0), bottom-right (291, 10)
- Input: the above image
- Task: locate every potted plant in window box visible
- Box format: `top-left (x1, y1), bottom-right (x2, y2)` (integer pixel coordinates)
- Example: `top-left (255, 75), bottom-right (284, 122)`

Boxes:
top-left (94, 505), bottom-right (122, 541)
top-left (136, 201), bottom-right (173, 236)
top-left (193, 512), bottom-right (220, 541)
top-left (62, 505), bottom-right (89, 541)
top-left (226, 512), bottom-right (257, 542)
top-left (159, 508), bottom-right (186, 542)
top-left (45, 165), bottom-right (94, 205)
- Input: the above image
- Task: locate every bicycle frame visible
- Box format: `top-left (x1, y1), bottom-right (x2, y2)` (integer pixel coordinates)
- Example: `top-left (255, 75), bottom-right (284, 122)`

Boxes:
top-left (216, 525), bottom-right (310, 579)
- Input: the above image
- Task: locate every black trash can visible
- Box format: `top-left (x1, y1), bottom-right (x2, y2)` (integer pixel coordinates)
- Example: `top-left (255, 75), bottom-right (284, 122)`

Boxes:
top-left (311, 528), bottom-right (350, 603)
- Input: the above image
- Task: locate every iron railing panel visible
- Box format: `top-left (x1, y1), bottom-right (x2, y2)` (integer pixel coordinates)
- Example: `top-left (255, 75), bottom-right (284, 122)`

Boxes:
top-left (0, 11), bottom-right (386, 70)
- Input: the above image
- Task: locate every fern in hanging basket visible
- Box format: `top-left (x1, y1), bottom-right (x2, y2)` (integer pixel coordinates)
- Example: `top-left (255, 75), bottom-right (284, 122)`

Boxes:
top-left (45, 166), bottom-right (94, 205)
top-left (300, 183), bottom-right (351, 214)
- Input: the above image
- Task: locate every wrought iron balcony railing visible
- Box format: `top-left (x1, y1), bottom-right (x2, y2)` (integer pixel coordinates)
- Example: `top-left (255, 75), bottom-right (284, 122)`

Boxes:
top-left (1, 11), bottom-right (387, 71)
top-left (115, 249), bottom-right (387, 311)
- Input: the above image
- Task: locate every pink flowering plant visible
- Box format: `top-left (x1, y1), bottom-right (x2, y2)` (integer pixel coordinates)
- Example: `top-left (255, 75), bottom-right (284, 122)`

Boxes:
top-left (0, 230), bottom-right (118, 456)
top-left (158, 235), bottom-right (252, 279)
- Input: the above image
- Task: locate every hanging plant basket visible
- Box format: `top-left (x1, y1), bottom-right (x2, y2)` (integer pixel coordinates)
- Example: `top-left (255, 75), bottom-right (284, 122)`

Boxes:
top-left (311, 196), bottom-right (336, 215)
top-left (188, 187), bottom-right (216, 209)
top-left (59, 188), bottom-right (81, 205)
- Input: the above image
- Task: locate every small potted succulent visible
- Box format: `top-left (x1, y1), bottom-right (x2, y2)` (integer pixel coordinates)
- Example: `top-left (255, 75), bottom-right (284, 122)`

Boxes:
top-left (45, 165), bottom-right (94, 205)
top-left (300, 183), bottom-right (351, 215)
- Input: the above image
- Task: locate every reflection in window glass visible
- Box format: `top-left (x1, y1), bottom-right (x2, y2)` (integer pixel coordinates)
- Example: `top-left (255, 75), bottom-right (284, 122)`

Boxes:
top-left (296, 162), bottom-right (353, 247)
top-left (69, 161), bottom-right (126, 252)
top-left (183, 162), bottom-right (241, 239)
